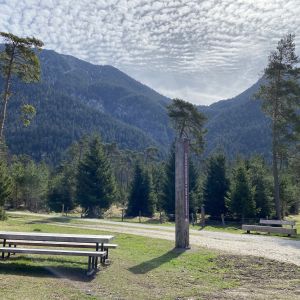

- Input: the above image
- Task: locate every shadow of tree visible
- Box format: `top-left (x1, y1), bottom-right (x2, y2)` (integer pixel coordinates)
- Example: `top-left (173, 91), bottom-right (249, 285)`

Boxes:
top-left (128, 248), bottom-right (186, 274)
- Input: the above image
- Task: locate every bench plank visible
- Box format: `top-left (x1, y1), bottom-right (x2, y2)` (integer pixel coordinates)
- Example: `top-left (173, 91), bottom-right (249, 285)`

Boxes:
top-left (7, 240), bottom-right (118, 249)
top-left (259, 219), bottom-right (296, 227)
top-left (0, 231), bottom-right (114, 243)
top-left (0, 247), bottom-right (106, 257)
top-left (242, 225), bottom-right (296, 236)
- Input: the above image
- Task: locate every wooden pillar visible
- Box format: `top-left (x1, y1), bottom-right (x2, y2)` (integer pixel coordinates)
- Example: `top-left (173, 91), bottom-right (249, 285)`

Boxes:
top-left (175, 138), bottom-right (190, 249)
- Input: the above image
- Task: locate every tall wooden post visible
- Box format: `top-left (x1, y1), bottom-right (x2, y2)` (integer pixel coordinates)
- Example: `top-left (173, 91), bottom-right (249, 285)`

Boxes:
top-left (175, 138), bottom-right (190, 249)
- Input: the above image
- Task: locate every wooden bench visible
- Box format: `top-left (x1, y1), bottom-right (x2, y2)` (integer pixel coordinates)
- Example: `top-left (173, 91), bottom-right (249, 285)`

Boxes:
top-left (0, 231), bottom-right (116, 276)
top-left (0, 247), bottom-right (106, 276)
top-left (242, 219), bottom-right (297, 237)
top-left (6, 240), bottom-right (118, 262)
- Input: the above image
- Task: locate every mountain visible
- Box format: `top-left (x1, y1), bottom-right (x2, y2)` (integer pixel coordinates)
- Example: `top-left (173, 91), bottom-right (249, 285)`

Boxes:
top-left (1, 49), bottom-right (174, 163)
top-left (199, 80), bottom-right (272, 160)
top-left (1, 48), bottom-right (272, 163)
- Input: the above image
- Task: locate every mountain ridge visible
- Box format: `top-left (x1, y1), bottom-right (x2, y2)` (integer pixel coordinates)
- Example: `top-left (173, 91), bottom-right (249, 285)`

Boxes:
top-left (0, 48), bottom-right (271, 162)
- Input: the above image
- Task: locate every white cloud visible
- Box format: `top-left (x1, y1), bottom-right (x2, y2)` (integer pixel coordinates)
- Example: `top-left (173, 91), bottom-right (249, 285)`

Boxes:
top-left (0, 0), bottom-right (299, 104)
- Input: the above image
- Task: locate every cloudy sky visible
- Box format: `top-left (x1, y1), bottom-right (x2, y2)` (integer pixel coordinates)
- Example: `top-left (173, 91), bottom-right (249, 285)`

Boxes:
top-left (0, 0), bottom-right (300, 105)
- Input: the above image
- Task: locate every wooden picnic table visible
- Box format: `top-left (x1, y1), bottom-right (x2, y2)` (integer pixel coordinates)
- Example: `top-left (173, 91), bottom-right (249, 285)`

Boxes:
top-left (0, 231), bottom-right (114, 244)
top-left (0, 231), bottom-right (115, 275)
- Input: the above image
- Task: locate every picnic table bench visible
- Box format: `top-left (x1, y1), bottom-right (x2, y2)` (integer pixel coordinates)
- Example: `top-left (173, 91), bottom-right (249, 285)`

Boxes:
top-left (242, 219), bottom-right (297, 237)
top-left (0, 231), bottom-right (117, 276)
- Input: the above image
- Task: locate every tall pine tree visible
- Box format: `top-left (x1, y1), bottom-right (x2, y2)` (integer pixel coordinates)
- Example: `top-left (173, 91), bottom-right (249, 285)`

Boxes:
top-left (229, 163), bottom-right (256, 222)
top-left (127, 163), bottom-right (155, 217)
top-left (248, 157), bottom-right (272, 218)
top-left (162, 147), bottom-right (176, 216)
top-left (0, 159), bottom-right (11, 220)
top-left (256, 34), bottom-right (300, 219)
top-left (76, 136), bottom-right (116, 218)
top-left (203, 154), bottom-right (229, 219)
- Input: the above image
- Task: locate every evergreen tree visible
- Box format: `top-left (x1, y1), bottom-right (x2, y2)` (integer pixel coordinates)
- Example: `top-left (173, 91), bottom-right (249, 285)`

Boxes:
top-left (0, 159), bottom-right (11, 220)
top-left (256, 34), bottom-right (300, 219)
top-left (9, 156), bottom-right (49, 211)
top-left (248, 157), bottom-right (273, 218)
top-left (76, 136), bottom-right (116, 218)
top-left (152, 162), bottom-right (166, 216)
top-left (127, 163), bottom-right (155, 217)
top-left (0, 32), bottom-right (44, 141)
top-left (203, 154), bottom-right (229, 219)
top-left (168, 98), bottom-right (206, 154)
top-left (229, 163), bottom-right (256, 222)
top-left (47, 173), bottom-right (75, 213)
top-left (189, 160), bottom-right (200, 216)
top-left (162, 147), bottom-right (176, 216)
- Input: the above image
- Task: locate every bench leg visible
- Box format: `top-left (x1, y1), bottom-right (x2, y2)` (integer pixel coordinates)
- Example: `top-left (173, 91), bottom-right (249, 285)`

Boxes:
top-left (100, 243), bottom-right (104, 264)
top-left (95, 243), bottom-right (99, 268)
top-left (7, 243), bottom-right (11, 259)
top-left (246, 230), bottom-right (250, 234)
top-left (1, 239), bottom-right (6, 260)
top-left (87, 256), bottom-right (93, 275)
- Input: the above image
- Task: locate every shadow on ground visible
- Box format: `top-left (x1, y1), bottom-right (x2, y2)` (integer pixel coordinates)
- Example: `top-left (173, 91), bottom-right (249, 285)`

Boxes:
top-left (0, 256), bottom-right (97, 282)
top-left (26, 216), bottom-right (73, 225)
top-left (128, 248), bottom-right (185, 274)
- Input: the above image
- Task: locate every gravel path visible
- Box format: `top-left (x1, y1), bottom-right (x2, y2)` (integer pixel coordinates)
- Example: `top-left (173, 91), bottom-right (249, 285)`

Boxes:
top-left (9, 212), bottom-right (300, 266)
top-left (62, 219), bottom-right (300, 266)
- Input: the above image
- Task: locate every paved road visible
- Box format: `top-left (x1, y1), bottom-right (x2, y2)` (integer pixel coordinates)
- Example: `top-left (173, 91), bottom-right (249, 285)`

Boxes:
top-left (10, 212), bottom-right (300, 266)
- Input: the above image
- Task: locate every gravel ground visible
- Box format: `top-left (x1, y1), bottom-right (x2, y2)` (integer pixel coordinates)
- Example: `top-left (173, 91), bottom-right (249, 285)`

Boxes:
top-left (60, 219), bottom-right (300, 266)
top-left (9, 212), bottom-right (300, 266)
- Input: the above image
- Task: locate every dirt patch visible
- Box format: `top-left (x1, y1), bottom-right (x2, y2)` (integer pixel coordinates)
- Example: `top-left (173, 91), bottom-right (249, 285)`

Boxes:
top-left (207, 255), bottom-right (300, 300)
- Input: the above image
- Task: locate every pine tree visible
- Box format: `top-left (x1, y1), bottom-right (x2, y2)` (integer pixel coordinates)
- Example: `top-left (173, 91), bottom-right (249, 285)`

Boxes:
top-left (152, 162), bottom-right (166, 216)
top-left (9, 156), bottom-right (49, 211)
top-left (248, 157), bottom-right (273, 218)
top-left (47, 174), bottom-right (75, 213)
top-left (189, 160), bottom-right (200, 216)
top-left (126, 163), bottom-right (155, 217)
top-left (162, 147), bottom-right (176, 216)
top-left (203, 154), bottom-right (229, 219)
top-left (0, 32), bottom-right (44, 141)
top-left (76, 137), bottom-right (116, 218)
top-left (0, 159), bottom-right (11, 220)
top-left (256, 34), bottom-right (300, 219)
top-left (229, 163), bottom-right (256, 222)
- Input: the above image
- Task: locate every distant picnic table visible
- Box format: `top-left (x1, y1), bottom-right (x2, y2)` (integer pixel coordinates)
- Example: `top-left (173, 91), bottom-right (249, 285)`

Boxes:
top-left (0, 231), bottom-right (117, 276)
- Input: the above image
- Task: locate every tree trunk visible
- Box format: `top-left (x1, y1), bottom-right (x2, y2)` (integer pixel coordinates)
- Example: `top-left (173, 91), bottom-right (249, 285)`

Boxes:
top-left (272, 134), bottom-right (281, 219)
top-left (0, 46), bottom-right (15, 141)
top-left (175, 138), bottom-right (190, 249)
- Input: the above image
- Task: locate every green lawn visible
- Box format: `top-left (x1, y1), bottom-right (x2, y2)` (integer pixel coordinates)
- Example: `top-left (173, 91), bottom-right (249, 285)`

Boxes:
top-left (0, 214), bottom-right (299, 299)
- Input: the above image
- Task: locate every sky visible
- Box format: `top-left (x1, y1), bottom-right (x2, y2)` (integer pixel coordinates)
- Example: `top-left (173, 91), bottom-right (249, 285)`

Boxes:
top-left (0, 0), bottom-right (300, 105)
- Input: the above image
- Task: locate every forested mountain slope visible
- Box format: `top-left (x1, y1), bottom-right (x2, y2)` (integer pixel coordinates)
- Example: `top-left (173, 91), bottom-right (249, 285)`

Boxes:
top-left (1, 49), bottom-right (173, 163)
top-left (199, 81), bottom-right (272, 160)
top-left (0, 48), bottom-right (272, 162)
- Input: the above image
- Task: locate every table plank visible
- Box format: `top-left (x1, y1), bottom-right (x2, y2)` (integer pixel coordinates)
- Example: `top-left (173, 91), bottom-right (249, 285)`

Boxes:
top-left (0, 231), bottom-right (114, 243)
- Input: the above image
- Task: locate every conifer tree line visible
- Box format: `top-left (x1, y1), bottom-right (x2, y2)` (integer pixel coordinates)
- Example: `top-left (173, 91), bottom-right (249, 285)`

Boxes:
top-left (0, 135), bottom-right (299, 221)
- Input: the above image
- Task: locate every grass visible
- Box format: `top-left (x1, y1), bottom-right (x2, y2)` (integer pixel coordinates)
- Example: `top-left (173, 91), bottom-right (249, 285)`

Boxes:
top-left (0, 213), bottom-right (300, 299)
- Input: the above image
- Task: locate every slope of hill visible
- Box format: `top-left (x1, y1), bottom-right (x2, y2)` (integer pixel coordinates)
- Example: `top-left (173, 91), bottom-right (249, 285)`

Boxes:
top-left (1, 49), bottom-right (173, 163)
top-left (199, 80), bottom-right (272, 160)
top-left (0, 48), bottom-right (272, 162)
